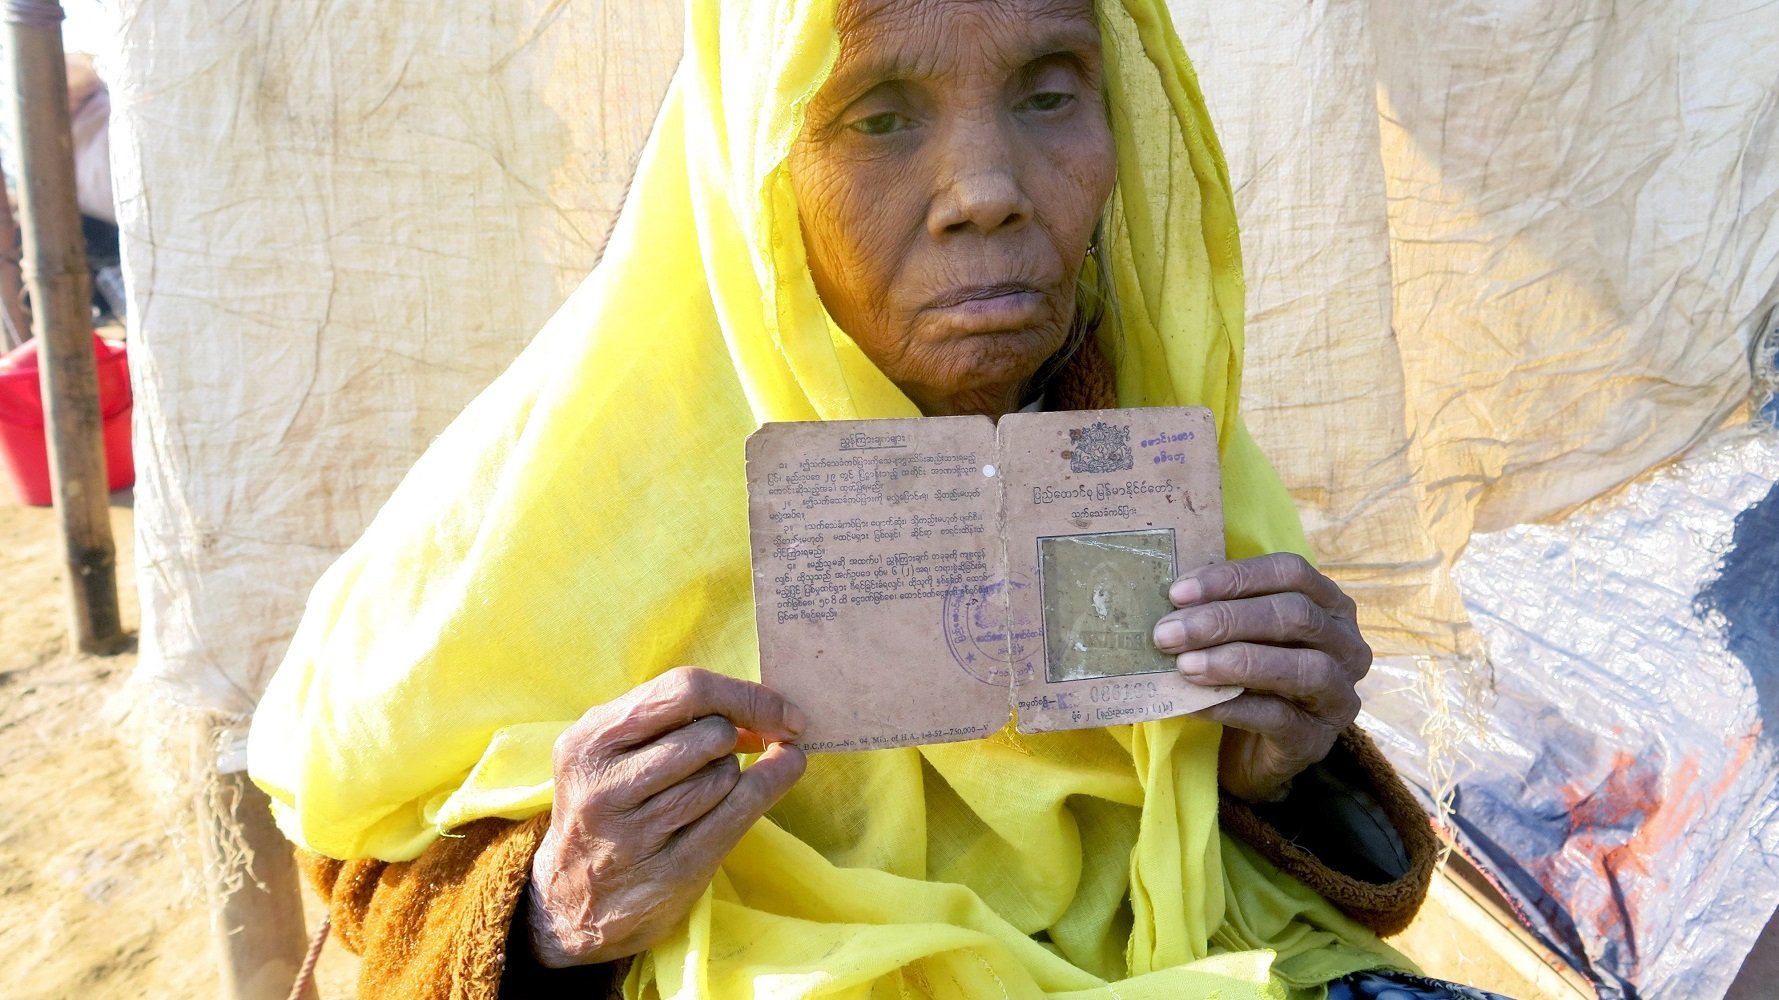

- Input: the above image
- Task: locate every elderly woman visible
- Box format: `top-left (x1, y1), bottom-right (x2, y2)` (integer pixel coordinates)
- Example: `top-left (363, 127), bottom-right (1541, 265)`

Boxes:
top-left (248, 1), bottom-right (1499, 998)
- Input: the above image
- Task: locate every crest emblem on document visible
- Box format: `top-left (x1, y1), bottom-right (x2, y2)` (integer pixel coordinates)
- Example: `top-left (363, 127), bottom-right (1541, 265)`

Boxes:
top-left (1068, 421), bottom-right (1133, 474)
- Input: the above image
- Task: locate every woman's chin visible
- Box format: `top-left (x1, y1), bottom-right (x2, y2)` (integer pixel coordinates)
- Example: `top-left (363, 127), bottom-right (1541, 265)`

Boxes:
top-left (900, 330), bottom-right (1067, 415)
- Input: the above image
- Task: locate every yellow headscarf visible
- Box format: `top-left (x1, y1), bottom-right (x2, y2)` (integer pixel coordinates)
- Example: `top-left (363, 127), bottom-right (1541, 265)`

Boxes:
top-left (249, 1), bottom-right (1410, 996)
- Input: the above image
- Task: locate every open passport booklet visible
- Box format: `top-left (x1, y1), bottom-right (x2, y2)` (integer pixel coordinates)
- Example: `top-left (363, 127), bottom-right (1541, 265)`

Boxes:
top-left (746, 406), bottom-right (1238, 752)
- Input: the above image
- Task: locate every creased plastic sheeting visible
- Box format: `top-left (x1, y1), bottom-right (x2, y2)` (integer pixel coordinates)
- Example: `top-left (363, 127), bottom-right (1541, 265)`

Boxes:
top-left (111, 1), bottom-right (683, 719)
top-left (1172, 0), bottom-right (1779, 659)
top-left (1167, 1), bottom-right (1779, 661)
top-left (1175, 1), bottom-right (1468, 657)
top-left (1374, 0), bottom-right (1779, 546)
top-left (1361, 426), bottom-right (1779, 1000)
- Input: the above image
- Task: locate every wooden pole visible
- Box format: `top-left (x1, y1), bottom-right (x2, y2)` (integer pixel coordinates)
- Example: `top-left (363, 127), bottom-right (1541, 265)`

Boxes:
top-left (197, 764), bottom-right (320, 1000)
top-left (4, 0), bottom-right (125, 653)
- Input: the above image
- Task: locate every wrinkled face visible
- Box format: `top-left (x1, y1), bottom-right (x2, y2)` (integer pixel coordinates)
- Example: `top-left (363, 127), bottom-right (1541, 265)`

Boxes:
top-left (788, 0), bottom-right (1116, 417)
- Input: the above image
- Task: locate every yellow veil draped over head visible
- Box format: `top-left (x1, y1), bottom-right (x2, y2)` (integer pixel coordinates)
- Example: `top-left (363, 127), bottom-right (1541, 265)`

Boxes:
top-left (249, 1), bottom-right (1409, 995)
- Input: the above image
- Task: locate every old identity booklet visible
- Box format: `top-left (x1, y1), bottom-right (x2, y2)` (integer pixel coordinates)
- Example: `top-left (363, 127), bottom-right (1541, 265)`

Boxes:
top-left (746, 406), bottom-right (1237, 752)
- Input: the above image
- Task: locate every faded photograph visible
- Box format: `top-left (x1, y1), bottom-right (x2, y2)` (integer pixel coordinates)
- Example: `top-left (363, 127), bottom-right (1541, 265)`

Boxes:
top-left (1039, 528), bottom-right (1176, 682)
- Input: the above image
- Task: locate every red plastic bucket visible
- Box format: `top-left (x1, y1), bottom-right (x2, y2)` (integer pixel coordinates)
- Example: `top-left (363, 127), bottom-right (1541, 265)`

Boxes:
top-left (0, 334), bottom-right (134, 506)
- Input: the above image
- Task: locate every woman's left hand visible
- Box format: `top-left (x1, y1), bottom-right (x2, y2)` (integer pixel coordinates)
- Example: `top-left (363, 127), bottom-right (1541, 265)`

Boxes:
top-left (1151, 553), bottom-right (1372, 804)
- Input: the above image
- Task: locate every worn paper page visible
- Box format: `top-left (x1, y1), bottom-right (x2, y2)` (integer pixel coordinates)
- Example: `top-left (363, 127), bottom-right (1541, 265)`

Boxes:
top-left (747, 418), bottom-right (1010, 751)
top-left (997, 407), bottom-right (1236, 732)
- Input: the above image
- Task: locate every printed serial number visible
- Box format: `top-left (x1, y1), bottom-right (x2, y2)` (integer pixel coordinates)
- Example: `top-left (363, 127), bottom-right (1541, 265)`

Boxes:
top-left (1089, 680), bottom-right (1160, 704)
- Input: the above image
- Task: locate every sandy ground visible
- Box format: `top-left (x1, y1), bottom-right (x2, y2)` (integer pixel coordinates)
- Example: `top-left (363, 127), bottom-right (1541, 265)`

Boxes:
top-left (0, 495), bottom-right (358, 999)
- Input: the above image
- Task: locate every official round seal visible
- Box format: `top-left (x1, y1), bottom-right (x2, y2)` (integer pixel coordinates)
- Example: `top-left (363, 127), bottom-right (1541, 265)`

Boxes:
top-left (942, 576), bottom-right (1042, 686)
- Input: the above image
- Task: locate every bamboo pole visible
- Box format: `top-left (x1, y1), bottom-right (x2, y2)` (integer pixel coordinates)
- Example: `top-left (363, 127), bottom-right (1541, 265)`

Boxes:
top-left (4, 0), bottom-right (125, 652)
top-left (197, 764), bottom-right (320, 1000)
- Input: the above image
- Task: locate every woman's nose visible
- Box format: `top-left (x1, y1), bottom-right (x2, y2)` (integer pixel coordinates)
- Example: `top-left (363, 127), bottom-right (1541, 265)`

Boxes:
top-left (927, 122), bottom-right (1032, 238)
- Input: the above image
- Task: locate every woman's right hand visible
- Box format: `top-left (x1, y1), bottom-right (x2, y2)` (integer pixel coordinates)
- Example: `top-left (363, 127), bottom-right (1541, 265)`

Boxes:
top-left (525, 666), bottom-right (808, 967)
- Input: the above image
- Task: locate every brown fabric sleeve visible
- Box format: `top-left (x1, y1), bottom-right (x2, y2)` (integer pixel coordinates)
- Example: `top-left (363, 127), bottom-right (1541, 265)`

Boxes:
top-left (296, 814), bottom-right (624, 999)
top-left (1218, 725), bottom-right (1439, 937)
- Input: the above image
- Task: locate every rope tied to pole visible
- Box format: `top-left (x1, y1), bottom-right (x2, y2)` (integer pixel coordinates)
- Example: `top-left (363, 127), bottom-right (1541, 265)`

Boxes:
top-left (285, 913), bottom-right (331, 1000)
top-left (2, 0), bottom-right (63, 27)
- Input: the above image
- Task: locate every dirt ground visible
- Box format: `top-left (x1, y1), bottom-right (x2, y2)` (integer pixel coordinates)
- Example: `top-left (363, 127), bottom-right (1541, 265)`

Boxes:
top-left (0, 495), bottom-right (357, 999)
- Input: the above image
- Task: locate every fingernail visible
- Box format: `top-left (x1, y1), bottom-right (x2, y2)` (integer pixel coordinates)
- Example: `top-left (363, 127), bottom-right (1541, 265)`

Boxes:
top-left (1170, 577), bottom-right (1204, 605)
top-left (1153, 620), bottom-right (1187, 650)
top-left (782, 703), bottom-right (807, 736)
top-left (1176, 651), bottom-right (1209, 677)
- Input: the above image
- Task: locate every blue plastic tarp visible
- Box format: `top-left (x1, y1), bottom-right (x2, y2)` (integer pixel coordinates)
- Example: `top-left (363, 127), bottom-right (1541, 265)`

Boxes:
top-left (1361, 424), bottom-right (1779, 1000)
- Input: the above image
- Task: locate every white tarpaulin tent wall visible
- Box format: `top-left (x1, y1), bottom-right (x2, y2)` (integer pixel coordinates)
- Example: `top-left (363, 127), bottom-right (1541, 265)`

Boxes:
top-left (106, 0), bottom-right (1778, 995)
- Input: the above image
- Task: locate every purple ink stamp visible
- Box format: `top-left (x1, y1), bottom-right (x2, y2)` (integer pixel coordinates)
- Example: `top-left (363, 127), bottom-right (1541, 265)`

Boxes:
top-left (942, 576), bottom-right (1041, 686)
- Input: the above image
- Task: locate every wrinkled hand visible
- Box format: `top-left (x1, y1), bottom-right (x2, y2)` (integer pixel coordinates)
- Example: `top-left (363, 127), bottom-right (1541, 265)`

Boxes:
top-left (1151, 553), bottom-right (1371, 804)
top-left (527, 667), bottom-right (807, 967)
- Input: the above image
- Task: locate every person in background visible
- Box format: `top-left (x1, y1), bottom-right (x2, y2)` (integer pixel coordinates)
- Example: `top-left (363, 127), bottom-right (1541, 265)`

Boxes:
top-left (0, 45), bottom-right (125, 348)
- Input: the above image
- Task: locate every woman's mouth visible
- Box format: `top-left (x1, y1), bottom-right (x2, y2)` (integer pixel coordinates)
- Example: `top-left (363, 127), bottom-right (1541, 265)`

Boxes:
top-left (924, 283), bottom-right (1047, 332)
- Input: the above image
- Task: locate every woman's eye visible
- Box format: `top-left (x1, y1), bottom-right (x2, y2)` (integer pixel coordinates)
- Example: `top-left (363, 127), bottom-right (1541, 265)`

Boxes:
top-left (1020, 91), bottom-right (1075, 113)
top-left (850, 111), bottom-right (908, 136)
